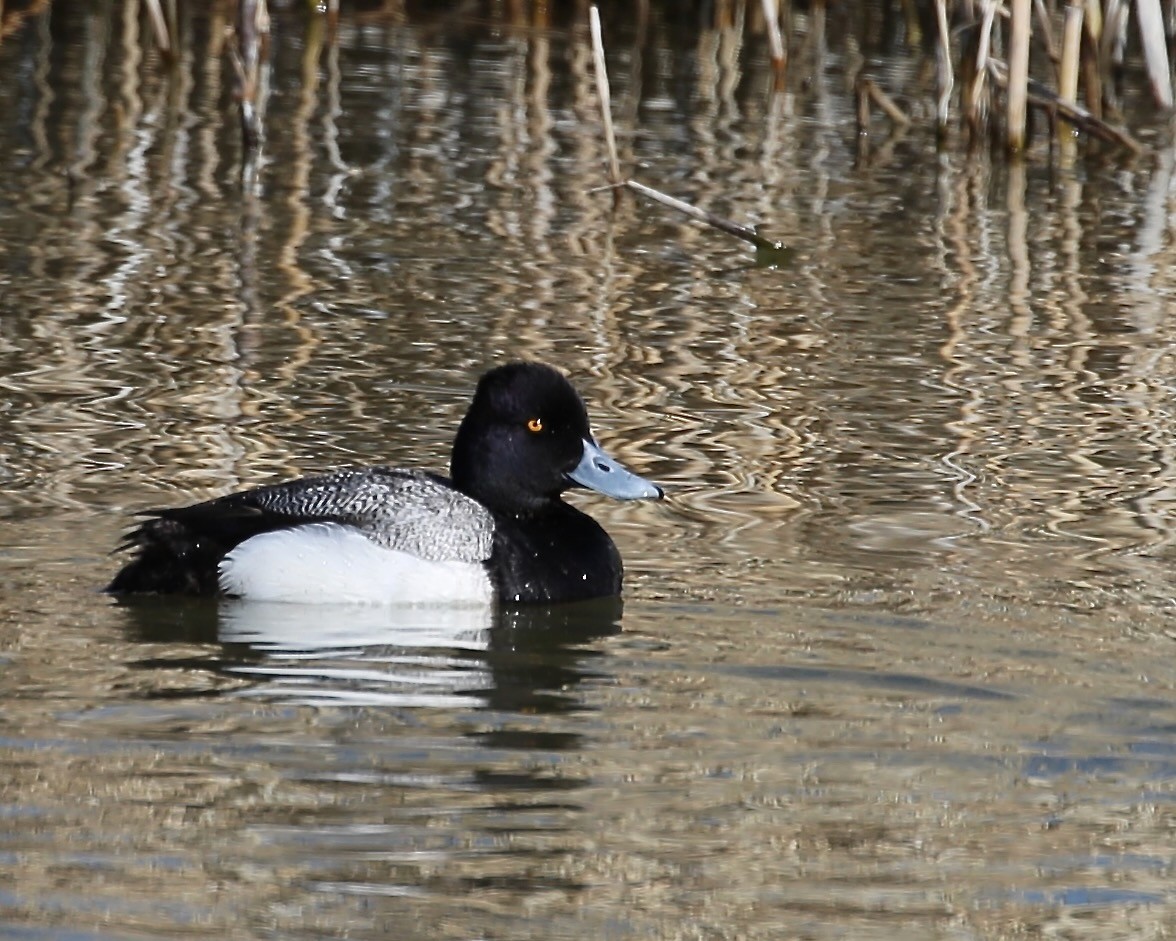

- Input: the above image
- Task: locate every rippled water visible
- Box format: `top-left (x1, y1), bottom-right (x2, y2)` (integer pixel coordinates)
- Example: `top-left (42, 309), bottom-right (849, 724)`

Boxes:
top-left (2, 3), bottom-right (1176, 939)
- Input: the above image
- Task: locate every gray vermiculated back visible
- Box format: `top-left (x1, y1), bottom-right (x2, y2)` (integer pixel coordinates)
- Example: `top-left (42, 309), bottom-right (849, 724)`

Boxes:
top-left (249, 468), bottom-right (494, 563)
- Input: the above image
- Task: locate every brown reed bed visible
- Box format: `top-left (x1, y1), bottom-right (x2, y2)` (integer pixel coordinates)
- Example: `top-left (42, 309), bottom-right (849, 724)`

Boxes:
top-left (3, 0), bottom-right (1167, 163)
top-left (583, 0), bottom-right (1166, 264)
top-left (729, 0), bottom-right (1160, 160)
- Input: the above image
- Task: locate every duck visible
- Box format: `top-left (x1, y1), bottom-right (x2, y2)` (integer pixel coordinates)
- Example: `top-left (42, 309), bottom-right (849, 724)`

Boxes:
top-left (106, 362), bottom-right (663, 605)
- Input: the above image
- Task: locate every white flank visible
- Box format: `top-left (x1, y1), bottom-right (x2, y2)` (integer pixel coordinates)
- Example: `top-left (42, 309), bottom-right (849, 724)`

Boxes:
top-left (218, 523), bottom-right (494, 605)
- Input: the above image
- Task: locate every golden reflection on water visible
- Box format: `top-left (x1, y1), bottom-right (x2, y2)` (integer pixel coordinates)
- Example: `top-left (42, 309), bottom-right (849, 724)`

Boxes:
top-left (2, 4), bottom-right (1176, 940)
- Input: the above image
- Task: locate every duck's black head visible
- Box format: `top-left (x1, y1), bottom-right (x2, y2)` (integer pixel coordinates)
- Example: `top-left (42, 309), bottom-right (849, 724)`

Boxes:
top-left (450, 362), bottom-right (661, 514)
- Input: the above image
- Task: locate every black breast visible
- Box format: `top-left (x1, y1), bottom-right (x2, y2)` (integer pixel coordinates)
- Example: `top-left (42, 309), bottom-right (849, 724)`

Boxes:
top-left (489, 504), bottom-right (623, 604)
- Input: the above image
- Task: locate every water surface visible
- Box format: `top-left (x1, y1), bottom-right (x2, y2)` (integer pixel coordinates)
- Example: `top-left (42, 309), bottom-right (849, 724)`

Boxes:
top-left (2, 4), bottom-right (1175, 939)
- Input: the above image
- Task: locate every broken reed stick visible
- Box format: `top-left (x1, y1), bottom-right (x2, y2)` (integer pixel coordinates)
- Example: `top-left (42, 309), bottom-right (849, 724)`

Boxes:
top-left (143, 0), bottom-right (171, 56)
top-left (860, 78), bottom-right (910, 127)
top-left (589, 5), bottom-right (622, 187)
top-left (855, 74), bottom-right (909, 160)
top-left (987, 57), bottom-right (1141, 153)
top-left (624, 180), bottom-right (784, 253)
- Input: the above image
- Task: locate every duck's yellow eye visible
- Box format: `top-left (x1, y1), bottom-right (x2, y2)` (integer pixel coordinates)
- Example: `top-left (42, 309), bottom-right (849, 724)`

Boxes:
top-left (526, 418), bottom-right (544, 433)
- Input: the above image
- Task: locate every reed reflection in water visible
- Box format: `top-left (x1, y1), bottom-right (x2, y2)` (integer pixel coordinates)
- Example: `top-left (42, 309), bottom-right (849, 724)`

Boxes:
top-left (1, 3), bottom-right (1176, 940)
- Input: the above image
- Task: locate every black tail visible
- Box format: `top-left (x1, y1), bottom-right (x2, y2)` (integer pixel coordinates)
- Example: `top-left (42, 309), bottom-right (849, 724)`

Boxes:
top-left (106, 499), bottom-right (305, 596)
top-left (106, 515), bottom-right (230, 596)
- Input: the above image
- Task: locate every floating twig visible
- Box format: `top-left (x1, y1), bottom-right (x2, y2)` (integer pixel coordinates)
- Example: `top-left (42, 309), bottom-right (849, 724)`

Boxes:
top-left (625, 180), bottom-right (793, 267)
top-left (624, 180), bottom-right (785, 255)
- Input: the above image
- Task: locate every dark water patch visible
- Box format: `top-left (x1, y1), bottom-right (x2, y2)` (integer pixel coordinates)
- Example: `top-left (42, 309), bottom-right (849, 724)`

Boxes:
top-left (714, 661), bottom-right (1017, 702)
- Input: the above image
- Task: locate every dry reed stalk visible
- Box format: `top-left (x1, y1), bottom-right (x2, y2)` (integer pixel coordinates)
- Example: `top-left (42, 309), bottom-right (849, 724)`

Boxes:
top-left (933, 0), bottom-right (953, 138)
top-left (1006, 0), bottom-right (1031, 153)
top-left (143, 0), bottom-right (171, 56)
top-left (856, 76), bottom-right (870, 144)
top-left (1031, 0), bottom-right (1059, 83)
top-left (589, 5), bottom-right (622, 188)
top-left (1099, 0), bottom-right (1127, 72)
top-left (1136, 0), bottom-right (1173, 108)
top-left (964, 1), bottom-right (998, 141)
top-left (1057, 0), bottom-right (1083, 164)
top-left (900, 0), bottom-right (923, 46)
top-left (760, 0), bottom-right (786, 89)
top-left (1058, 1), bottom-right (1083, 107)
top-left (1081, 0), bottom-right (1104, 120)
top-left (232, 0), bottom-right (270, 151)
top-left (1083, 0), bottom-right (1102, 39)
top-left (1102, 0), bottom-right (1132, 114)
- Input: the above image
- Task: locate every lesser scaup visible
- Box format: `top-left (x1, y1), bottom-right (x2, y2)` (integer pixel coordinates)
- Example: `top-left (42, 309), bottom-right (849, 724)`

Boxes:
top-left (107, 362), bottom-right (663, 604)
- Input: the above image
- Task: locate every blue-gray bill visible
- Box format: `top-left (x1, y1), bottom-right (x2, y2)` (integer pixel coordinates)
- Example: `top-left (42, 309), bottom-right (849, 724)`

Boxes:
top-left (568, 438), bottom-right (664, 500)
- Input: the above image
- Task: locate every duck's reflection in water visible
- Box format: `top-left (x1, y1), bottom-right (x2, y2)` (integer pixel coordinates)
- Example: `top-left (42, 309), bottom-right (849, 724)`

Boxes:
top-left (121, 596), bottom-right (623, 712)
